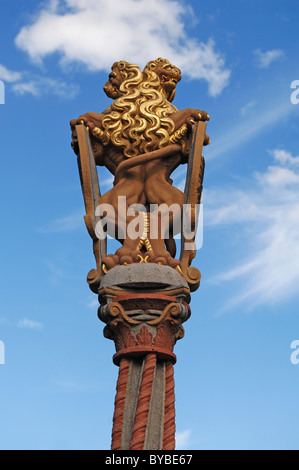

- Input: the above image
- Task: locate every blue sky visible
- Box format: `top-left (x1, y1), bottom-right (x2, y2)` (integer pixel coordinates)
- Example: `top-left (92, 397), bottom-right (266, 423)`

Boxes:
top-left (1, 0), bottom-right (299, 450)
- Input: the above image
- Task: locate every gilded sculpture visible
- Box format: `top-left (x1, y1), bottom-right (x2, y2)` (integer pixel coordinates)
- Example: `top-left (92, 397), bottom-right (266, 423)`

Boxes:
top-left (71, 58), bottom-right (209, 291)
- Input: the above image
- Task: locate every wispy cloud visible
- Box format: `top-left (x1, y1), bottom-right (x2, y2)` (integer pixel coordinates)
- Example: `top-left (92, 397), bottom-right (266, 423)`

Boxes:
top-left (14, 0), bottom-right (231, 97)
top-left (0, 62), bottom-right (79, 98)
top-left (44, 259), bottom-right (81, 285)
top-left (0, 316), bottom-right (12, 326)
top-left (176, 429), bottom-right (192, 450)
top-left (271, 149), bottom-right (299, 166)
top-left (17, 318), bottom-right (44, 330)
top-left (254, 48), bottom-right (285, 69)
top-left (207, 148), bottom-right (299, 310)
top-left (51, 378), bottom-right (103, 393)
top-left (53, 380), bottom-right (83, 391)
top-left (87, 299), bottom-right (98, 309)
top-left (38, 212), bottom-right (83, 233)
top-left (240, 100), bottom-right (256, 116)
top-left (0, 64), bottom-right (22, 82)
top-left (207, 99), bottom-right (296, 160)
top-left (1, 316), bottom-right (44, 330)
top-left (12, 76), bottom-right (79, 98)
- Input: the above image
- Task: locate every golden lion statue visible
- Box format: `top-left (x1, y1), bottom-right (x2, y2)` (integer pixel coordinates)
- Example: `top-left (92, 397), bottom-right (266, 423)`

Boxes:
top-left (71, 58), bottom-right (210, 274)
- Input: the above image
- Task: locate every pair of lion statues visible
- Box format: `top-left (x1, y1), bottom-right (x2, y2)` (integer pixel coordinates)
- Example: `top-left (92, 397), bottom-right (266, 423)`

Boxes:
top-left (71, 58), bottom-right (209, 274)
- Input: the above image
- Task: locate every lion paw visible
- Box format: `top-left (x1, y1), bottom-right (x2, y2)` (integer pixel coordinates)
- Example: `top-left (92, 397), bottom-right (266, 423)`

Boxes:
top-left (102, 254), bottom-right (119, 273)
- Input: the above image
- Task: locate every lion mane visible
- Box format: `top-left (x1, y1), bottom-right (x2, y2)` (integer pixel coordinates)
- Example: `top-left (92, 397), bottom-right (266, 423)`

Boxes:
top-left (99, 59), bottom-right (183, 158)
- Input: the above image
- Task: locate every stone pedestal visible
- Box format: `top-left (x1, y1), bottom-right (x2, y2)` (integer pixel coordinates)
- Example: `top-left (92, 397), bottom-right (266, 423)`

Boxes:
top-left (97, 264), bottom-right (192, 450)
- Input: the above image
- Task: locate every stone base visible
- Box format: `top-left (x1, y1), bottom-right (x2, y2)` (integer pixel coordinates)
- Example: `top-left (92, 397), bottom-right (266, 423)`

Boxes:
top-left (100, 263), bottom-right (189, 291)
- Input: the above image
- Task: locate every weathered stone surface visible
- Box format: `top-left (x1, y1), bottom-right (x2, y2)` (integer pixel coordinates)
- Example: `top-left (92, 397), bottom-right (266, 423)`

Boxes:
top-left (100, 264), bottom-right (189, 291)
top-left (119, 358), bottom-right (166, 450)
top-left (144, 361), bottom-right (166, 450)
top-left (121, 359), bottom-right (144, 450)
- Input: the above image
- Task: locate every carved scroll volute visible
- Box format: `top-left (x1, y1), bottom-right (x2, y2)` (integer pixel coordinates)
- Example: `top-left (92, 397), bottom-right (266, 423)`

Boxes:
top-left (75, 124), bottom-right (107, 292)
top-left (180, 121), bottom-right (206, 292)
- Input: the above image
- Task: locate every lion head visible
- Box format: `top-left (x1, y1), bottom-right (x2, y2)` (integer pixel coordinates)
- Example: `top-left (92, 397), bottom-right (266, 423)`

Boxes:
top-left (143, 58), bottom-right (182, 103)
top-left (103, 60), bottom-right (143, 99)
top-left (98, 59), bottom-right (182, 158)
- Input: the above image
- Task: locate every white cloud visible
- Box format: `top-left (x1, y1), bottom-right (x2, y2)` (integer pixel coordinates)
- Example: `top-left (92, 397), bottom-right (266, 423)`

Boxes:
top-left (255, 166), bottom-right (299, 187)
top-left (270, 149), bottom-right (299, 166)
top-left (0, 62), bottom-right (79, 98)
top-left (15, 0), bottom-right (231, 96)
top-left (17, 319), bottom-right (44, 330)
top-left (0, 64), bottom-right (23, 82)
top-left (12, 76), bottom-right (79, 98)
top-left (12, 81), bottom-right (41, 97)
top-left (176, 429), bottom-right (192, 450)
top-left (207, 100), bottom-right (295, 160)
top-left (254, 48), bottom-right (285, 69)
top-left (207, 149), bottom-right (299, 309)
top-left (205, 190), bottom-right (261, 226)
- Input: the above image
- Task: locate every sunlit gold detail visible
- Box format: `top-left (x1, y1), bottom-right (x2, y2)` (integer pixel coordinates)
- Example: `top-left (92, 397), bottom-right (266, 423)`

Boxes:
top-left (137, 253), bottom-right (150, 264)
top-left (92, 127), bottom-right (105, 139)
top-left (102, 263), bottom-right (108, 274)
top-left (93, 60), bottom-right (185, 158)
top-left (136, 213), bottom-right (153, 253)
top-left (169, 124), bottom-right (188, 144)
top-left (144, 240), bottom-right (153, 252)
top-left (137, 238), bottom-right (153, 252)
top-left (175, 265), bottom-right (183, 276)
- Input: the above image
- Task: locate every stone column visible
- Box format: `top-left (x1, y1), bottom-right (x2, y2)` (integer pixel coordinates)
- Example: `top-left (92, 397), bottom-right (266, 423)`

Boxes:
top-left (97, 264), bottom-right (191, 450)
